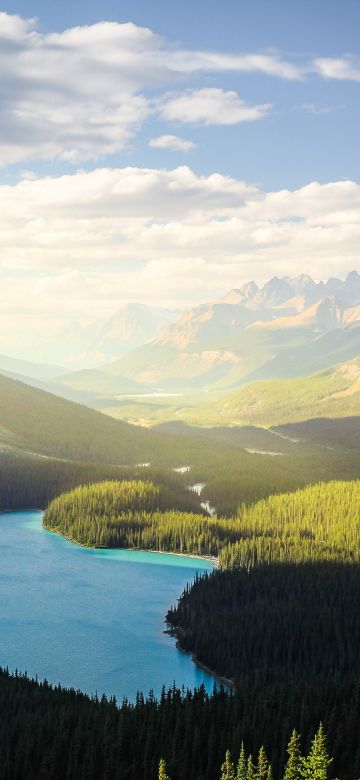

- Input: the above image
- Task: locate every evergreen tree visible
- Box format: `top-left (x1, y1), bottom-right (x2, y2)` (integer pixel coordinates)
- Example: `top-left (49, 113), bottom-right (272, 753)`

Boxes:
top-left (257, 746), bottom-right (269, 779)
top-left (159, 758), bottom-right (171, 780)
top-left (266, 768), bottom-right (273, 780)
top-left (247, 755), bottom-right (256, 780)
top-left (284, 730), bottom-right (302, 780)
top-left (301, 725), bottom-right (332, 780)
top-left (237, 743), bottom-right (247, 780)
top-left (220, 750), bottom-right (236, 780)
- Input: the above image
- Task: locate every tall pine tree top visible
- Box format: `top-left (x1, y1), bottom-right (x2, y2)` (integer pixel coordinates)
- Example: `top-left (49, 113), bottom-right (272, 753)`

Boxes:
top-left (284, 730), bottom-right (302, 780)
top-left (159, 758), bottom-right (171, 780)
top-left (301, 725), bottom-right (332, 780)
top-left (237, 743), bottom-right (247, 780)
top-left (220, 750), bottom-right (236, 780)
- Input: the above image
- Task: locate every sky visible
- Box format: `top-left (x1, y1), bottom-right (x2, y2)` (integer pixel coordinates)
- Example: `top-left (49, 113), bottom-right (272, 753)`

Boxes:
top-left (0, 0), bottom-right (359, 362)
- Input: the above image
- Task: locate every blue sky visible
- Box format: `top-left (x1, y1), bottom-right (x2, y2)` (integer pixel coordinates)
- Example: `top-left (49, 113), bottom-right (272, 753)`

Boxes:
top-left (0, 1), bottom-right (359, 362)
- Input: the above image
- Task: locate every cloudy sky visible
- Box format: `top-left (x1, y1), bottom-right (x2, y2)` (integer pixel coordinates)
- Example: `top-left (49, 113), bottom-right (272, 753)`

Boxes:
top-left (0, 0), bottom-right (359, 361)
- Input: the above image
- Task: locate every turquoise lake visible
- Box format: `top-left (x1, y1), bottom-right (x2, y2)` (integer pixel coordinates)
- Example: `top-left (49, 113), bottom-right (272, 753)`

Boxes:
top-left (0, 510), bottom-right (215, 701)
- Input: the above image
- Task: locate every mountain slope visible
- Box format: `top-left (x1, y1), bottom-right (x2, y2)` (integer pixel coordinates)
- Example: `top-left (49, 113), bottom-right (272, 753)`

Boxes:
top-left (0, 374), bottom-right (171, 465)
top-left (55, 369), bottom-right (145, 397)
top-left (182, 358), bottom-right (360, 427)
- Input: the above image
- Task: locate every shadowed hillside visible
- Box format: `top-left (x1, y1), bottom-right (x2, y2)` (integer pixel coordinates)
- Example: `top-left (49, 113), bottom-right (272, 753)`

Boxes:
top-left (0, 373), bottom-right (170, 465)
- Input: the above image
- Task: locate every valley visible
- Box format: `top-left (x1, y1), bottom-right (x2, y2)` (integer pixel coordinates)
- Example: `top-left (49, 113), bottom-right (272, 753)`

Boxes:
top-left (1, 273), bottom-right (359, 780)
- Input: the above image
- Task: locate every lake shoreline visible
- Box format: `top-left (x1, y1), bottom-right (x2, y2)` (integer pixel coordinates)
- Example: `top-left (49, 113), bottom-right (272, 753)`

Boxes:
top-left (43, 524), bottom-right (219, 566)
top-left (164, 623), bottom-right (234, 692)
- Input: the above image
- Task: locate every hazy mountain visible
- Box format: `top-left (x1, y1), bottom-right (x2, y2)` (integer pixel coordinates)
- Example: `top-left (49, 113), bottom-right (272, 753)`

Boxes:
top-left (0, 305), bottom-right (180, 373)
top-left (79, 303), bottom-right (179, 366)
top-left (0, 354), bottom-right (65, 380)
top-left (104, 272), bottom-right (360, 391)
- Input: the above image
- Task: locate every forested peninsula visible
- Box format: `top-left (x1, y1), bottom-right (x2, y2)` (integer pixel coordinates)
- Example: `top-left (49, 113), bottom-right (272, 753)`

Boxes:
top-left (43, 479), bottom-right (360, 564)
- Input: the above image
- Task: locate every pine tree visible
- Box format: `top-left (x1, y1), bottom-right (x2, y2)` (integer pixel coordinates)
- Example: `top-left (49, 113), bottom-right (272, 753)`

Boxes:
top-left (220, 750), bottom-right (236, 780)
top-left (266, 767), bottom-right (273, 780)
top-left (257, 746), bottom-right (269, 779)
top-left (159, 758), bottom-right (171, 780)
top-left (283, 730), bottom-right (302, 780)
top-left (237, 743), bottom-right (247, 780)
top-left (247, 755), bottom-right (256, 780)
top-left (301, 725), bottom-right (332, 780)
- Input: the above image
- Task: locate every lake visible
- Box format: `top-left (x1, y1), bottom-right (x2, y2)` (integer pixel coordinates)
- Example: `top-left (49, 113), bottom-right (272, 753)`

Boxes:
top-left (0, 510), bottom-right (215, 702)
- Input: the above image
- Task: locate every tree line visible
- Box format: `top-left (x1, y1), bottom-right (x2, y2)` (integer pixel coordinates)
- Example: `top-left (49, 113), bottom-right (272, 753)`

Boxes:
top-left (0, 668), bottom-right (348, 780)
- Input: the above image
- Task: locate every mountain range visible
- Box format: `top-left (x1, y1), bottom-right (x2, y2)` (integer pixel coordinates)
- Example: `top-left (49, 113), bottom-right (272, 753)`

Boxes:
top-left (103, 271), bottom-right (360, 391)
top-left (1, 272), bottom-right (359, 403)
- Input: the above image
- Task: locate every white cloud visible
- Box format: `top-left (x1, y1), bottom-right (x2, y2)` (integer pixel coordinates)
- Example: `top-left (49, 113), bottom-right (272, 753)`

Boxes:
top-left (0, 166), bottom-right (359, 360)
top-left (149, 134), bottom-right (195, 151)
top-left (296, 103), bottom-right (334, 115)
top-left (0, 13), bottom-right (305, 166)
top-left (165, 50), bottom-right (304, 80)
top-left (160, 88), bottom-right (272, 125)
top-left (0, 166), bottom-right (358, 299)
top-left (314, 57), bottom-right (360, 81)
top-left (0, 12), bottom-right (358, 170)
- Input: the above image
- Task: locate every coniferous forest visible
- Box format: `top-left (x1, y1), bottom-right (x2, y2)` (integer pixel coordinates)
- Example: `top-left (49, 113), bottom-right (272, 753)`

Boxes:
top-left (43, 479), bottom-right (360, 564)
top-left (0, 668), bottom-right (346, 780)
top-left (28, 478), bottom-right (360, 778)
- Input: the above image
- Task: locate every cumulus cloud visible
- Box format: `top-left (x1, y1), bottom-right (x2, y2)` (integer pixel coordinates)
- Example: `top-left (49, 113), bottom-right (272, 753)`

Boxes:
top-left (149, 134), bottom-right (195, 151)
top-left (0, 165), bottom-right (358, 292)
top-left (0, 12), bottom-right (358, 169)
top-left (160, 88), bottom-right (271, 125)
top-left (0, 12), bottom-right (306, 166)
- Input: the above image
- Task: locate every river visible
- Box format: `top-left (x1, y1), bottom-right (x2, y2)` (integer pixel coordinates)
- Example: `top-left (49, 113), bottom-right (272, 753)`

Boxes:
top-left (0, 510), bottom-right (215, 702)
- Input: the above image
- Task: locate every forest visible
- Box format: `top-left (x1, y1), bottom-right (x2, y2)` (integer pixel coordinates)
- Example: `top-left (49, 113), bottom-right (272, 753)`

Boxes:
top-left (0, 667), bottom-right (345, 780)
top-left (167, 562), bottom-right (360, 778)
top-left (39, 479), bottom-right (360, 779)
top-left (0, 454), bottom-right (202, 515)
top-left (43, 479), bottom-right (236, 554)
top-left (43, 480), bottom-right (360, 564)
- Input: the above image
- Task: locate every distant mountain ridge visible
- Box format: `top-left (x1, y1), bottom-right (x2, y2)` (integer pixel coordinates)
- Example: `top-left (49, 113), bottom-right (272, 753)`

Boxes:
top-left (0, 354), bottom-right (65, 380)
top-left (105, 271), bottom-right (360, 390)
top-left (221, 271), bottom-right (360, 310)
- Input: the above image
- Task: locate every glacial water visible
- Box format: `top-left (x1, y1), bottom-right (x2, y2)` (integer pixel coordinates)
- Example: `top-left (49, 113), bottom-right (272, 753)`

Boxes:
top-left (0, 510), bottom-right (215, 702)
